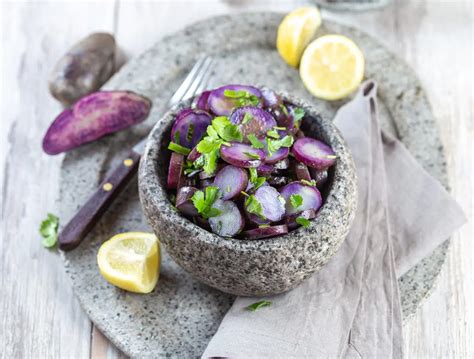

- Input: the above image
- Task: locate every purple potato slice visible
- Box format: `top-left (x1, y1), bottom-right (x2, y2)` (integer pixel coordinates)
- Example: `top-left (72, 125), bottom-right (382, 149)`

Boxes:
top-left (272, 104), bottom-right (302, 135)
top-left (220, 142), bottom-right (265, 168)
top-left (285, 208), bottom-right (317, 230)
top-left (246, 212), bottom-right (271, 226)
top-left (170, 108), bottom-right (212, 149)
top-left (241, 224), bottom-right (288, 240)
top-left (279, 181), bottom-right (322, 216)
top-left (292, 137), bottom-right (337, 169)
top-left (213, 165), bottom-right (249, 200)
top-left (263, 143), bottom-right (289, 164)
top-left (167, 152), bottom-right (184, 189)
top-left (230, 106), bottom-right (277, 141)
top-left (208, 200), bottom-right (245, 237)
top-left (42, 91), bottom-right (151, 155)
top-left (294, 161), bottom-right (311, 181)
top-left (208, 84), bottom-right (262, 116)
top-left (256, 163), bottom-right (274, 177)
top-left (249, 185), bottom-right (286, 222)
top-left (260, 87), bottom-right (283, 110)
top-left (176, 186), bottom-right (199, 216)
top-left (195, 90), bottom-right (211, 111)
top-left (310, 168), bottom-right (329, 188)
top-left (187, 146), bottom-right (201, 162)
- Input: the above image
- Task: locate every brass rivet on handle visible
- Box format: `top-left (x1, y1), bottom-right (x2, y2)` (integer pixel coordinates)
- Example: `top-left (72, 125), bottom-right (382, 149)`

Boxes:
top-left (124, 158), bottom-right (134, 167)
top-left (103, 183), bottom-right (113, 191)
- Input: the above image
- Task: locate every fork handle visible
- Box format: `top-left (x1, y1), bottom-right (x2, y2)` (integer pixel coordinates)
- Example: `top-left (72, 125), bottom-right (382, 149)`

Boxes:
top-left (58, 150), bottom-right (141, 251)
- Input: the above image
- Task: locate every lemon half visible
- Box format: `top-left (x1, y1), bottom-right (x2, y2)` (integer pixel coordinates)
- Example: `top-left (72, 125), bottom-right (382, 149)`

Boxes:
top-left (97, 232), bottom-right (160, 294)
top-left (299, 34), bottom-right (365, 101)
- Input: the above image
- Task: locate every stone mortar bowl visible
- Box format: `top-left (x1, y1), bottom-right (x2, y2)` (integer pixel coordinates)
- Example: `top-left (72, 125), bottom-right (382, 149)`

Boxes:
top-left (139, 92), bottom-right (357, 296)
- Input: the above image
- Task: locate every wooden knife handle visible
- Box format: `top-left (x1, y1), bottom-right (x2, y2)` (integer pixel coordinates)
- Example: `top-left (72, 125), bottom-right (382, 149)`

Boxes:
top-left (58, 150), bottom-right (141, 251)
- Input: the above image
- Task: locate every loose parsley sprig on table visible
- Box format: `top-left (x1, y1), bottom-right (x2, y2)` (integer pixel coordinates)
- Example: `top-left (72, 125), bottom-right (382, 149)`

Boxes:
top-left (223, 89), bottom-right (260, 107)
top-left (191, 186), bottom-right (222, 219)
top-left (245, 300), bottom-right (272, 312)
top-left (39, 213), bottom-right (59, 248)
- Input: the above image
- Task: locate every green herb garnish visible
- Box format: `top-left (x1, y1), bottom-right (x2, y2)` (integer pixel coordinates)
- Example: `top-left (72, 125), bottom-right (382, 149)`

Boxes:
top-left (244, 152), bottom-right (261, 160)
top-left (245, 195), bottom-right (265, 219)
top-left (258, 224), bottom-right (270, 228)
top-left (226, 185), bottom-right (231, 193)
top-left (212, 116), bottom-right (243, 142)
top-left (191, 186), bottom-right (222, 219)
top-left (280, 104), bottom-right (289, 116)
top-left (266, 129), bottom-right (280, 139)
top-left (223, 89), bottom-right (260, 107)
top-left (39, 213), bottom-right (59, 248)
top-left (247, 134), bottom-right (265, 149)
top-left (266, 135), bottom-right (294, 156)
top-left (296, 216), bottom-right (311, 227)
top-left (245, 300), bottom-right (272, 311)
top-left (290, 194), bottom-right (303, 208)
top-left (242, 112), bottom-right (253, 124)
top-left (273, 126), bottom-right (286, 131)
top-left (293, 107), bottom-right (305, 123)
top-left (301, 179), bottom-right (317, 187)
top-left (240, 191), bottom-right (250, 197)
top-left (173, 131), bottom-right (181, 144)
top-left (249, 168), bottom-right (266, 190)
top-left (186, 123), bottom-right (195, 143)
top-left (168, 142), bottom-right (191, 156)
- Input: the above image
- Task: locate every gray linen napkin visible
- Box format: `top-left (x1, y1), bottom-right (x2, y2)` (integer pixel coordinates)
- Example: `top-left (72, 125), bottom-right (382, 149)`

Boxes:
top-left (202, 81), bottom-right (466, 359)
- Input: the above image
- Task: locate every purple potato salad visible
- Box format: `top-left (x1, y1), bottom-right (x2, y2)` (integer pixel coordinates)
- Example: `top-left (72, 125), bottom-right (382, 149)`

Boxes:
top-left (166, 85), bottom-right (336, 239)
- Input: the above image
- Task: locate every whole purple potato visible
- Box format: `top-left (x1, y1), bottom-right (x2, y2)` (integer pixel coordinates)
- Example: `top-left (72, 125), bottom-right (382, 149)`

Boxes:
top-left (49, 32), bottom-right (116, 106)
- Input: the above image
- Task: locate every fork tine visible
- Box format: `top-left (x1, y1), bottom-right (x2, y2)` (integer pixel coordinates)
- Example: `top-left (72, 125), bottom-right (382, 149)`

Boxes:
top-left (167, 55), bottom-right (208, 107)
top-left (182, 57), bottom-right (214, 100)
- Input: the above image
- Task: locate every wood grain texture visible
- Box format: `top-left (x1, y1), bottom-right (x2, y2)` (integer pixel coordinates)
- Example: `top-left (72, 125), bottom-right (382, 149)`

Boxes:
top-left (1, 0), bottom-right (472, 358)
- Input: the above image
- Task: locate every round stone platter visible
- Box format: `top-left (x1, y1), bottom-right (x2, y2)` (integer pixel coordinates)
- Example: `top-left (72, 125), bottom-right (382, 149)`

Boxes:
top-left (60, 12), bottom-right (450, 358)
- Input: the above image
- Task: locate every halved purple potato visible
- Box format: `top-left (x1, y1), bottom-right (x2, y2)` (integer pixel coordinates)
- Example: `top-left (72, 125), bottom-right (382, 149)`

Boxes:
top-left (187, 146), bottom-right (201, 162)
top-left (279, 182), bottom-right (322, 216)
top-left (208, 200), bottom-right (245, 237)
top-left (292, 137), bottom-right (336, 169)
top-left (170, 109), bottom-right (212, 149)
top-left (176, 186), bottom-right (199, 216)
top-left (310, 168), bottom-right (329, 188)
top-left (294, 161), bottom-right (311, 181)
top-left (267, 176), bottom-right (290, 187)
top-left (260, 87), bottom-right (282, 110)
top-left (230, 106), bottom-right (277, 141)
top-left (213, 165), bottom-right (249, 200)
top-left (42, 91), bottom-right (151, 155)
top-left (285, 209), bottom-right (317, 230)
top-left (241, 224), bottom-right (288, 240)
top-left (195, 90), bottom-right (211, 111)
top-left (167, 153), bottom-right (184, 189)
top-left (256, 164), bottom-right (273, 177)
top-left (220, 142), bottom-right (265, 168)
top-left (250, 186), bottom-right (286, 222)
top-left (272, 104), bottom-right (302, 135)
top-left (208, 84), bottom-right (262, 116)
top-left (263, 143), bottom-right (289, 164)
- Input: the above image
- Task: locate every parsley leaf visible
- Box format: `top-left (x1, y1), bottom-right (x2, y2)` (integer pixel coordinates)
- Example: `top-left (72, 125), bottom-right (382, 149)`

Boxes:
top-left (173, 131), bottom-right (181, 144)
top-left (249, 168), bottom-right (266, 190)
top-left (212, 116), bottom-right (243, 142)
top-left (191, 186), bottom-right (222, 219)
top-left (296, 216), bottom-right (311, 227)
top-left (247, 134), bottom-right (265, 149)
top-left (293, 107), bottom-right (305, 123)
top-left (244, 151), bottom-right (261, 160)
top-left (39, 213), bottom-right (59, 248)
top-left (186, 123), bottom-right (195, 143)
top-left (223, 89), bottom-right (260, 107)
top-left (290, 194), bottom-right (303, 208)
top-left (273, 126), bottom-right (286, 131)
top-left (266, 135), bottom-right (294, 156)
top-left (301, 179), bottom-right (317, 187)
top-left (242, 112), bottom-right (253, 124)
top-left (266, 129), bottom-right (280, 139)
top-left (168, 142), bottom-right (191, 156)
top-left (280, 104), bottom-right (289, 116)
top-left (245, 195), bottom-right (265, 219)
top-left (245, 300), bottom-right (272, 311)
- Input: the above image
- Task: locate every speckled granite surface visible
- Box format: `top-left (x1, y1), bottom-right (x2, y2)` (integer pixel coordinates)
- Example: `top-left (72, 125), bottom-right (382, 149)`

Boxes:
top-left (60, 12), bottom-right (450, 357)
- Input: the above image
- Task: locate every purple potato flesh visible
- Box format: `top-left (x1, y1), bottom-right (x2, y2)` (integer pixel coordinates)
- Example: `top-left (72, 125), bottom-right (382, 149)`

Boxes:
top-left (286, 209), bottom-right (317, 230)
top-left (220, 142), bottom-right (265, 168)
top-left (176, 186), bottom-right (199, 216)
top-left (167, 153), bottom-right (184, 189)
top-left (251, 185), bottom-right (286, 222)
top-left (208, 84), bottom-right (262, 116)
top-left (279, 181), bottom-right (322, 216)
top-left (209, 200), bottom-right (245, 237)
top-left (170, 109), bottom-right (212, 149)
top-left (213, 165), bottom-right (249, 200)
top-left (256, 164), bottom-right (273, 177)
top-left (195, 90), bottom-right (211, 111)
top-left (230, 106), bottom-right (277, 141)
top-left (42, 91), bottom-right (151, 155)
top-left (294, 161), bottom-right (311, 181)
top-left (263, 143), bottom-right (289, 164)
top-left (310, 168), bottom-right (329, 188)
top-left (260, 87), bottom-right (283, 110)
top-left (241, 224), bottom-right (288, 240)
top-left (292, 137), bottom-right (336, 169)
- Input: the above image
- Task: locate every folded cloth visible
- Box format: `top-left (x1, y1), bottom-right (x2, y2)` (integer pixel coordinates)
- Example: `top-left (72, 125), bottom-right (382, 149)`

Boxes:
top-left (202, 81), bottom-right (466, 359)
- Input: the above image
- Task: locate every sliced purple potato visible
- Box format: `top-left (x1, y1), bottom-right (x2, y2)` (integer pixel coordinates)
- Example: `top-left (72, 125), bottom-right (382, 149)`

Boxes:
top-left (285, 209), bottom-right (317, 230)
top-left (176, 186), bottom-right (199, 216)
top-left (230, 106), bottom-right (277, 141)
top-left (195, 90), bottom-right (211, 111)
top-left (260, 87), bottom-right (282, 110)
top-left (292, 137), bottom-right (336, 169)
top-left (177, 171), bottom-right (194, 189)
top-left (267, 176), bottom-right (290, 187)
top-left (273, 158), bottom-right (290, 170)
top-left (279, 181), bottom-right (322, 216)
top-left (241, 224), bottom-right (289, 240)
top-left (256, 164), bottom-right (273, 177)
top-left (187, 146), bottom-right (201, 162)
top-left (294, 161), bottom-right (311, 181)
top-left (246, 212), bottom-right (271, 226)
top-left (220, 142), bottom-right (265, 168)
top-left (167, 152), bottom-right (184, 189)
top-left (310, 168), bottom-right (329, 188)
top-left (264, 143), bottom-right (289, 164)
top-left (208, 84), bottom-right (262, 116)
top-left (251, 186), bottom-right (286, 222)
top-left (208, 200), bottom-right (245, 237)
top-left (43, 91), bottom-right (151, 155)
top-left (213, 165), bottom-right (249, 200)
top-left (170, 109), bottom-right (212, 149)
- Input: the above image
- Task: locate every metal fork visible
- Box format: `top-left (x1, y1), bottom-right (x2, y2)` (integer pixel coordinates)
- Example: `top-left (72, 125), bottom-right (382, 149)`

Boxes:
top-left (59, 56), bottom-right (214, 251)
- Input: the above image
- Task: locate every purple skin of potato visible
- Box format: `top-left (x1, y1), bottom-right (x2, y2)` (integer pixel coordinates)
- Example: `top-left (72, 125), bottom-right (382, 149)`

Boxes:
top-left (230, 106), bottom-right (277, 141)
top-left (279, 181), bottom-right (323, 216)
top-left (187, 146), bottom-right (201, 162)
top-left (213, 165), bottom-right (249, 200)
top-left (310, 168), bottom-right (329, 188)
top-left (208, 84), bottom-right (262, 116)
top-left (220, 142), bottom-right (266, 168)
top-left (251, 185), bottom-right (286, 222)
top-left (208, 200), bottom-right (245, 237)
top-left (170, 109), bottom-right (212, 149)
top-left (260, 87), bottom-right (283, 110)
top-left (195, 91), bottom-right (211, 111)
top-left (42, 91), bottom-right (151, 155)
top-left (176, 186), bottom-right (199, 216)
top-left (286, 208), bottom-right (317, 230)
top-left (256, 163), bottom-right (273, 177)
top-left (294, 161), bottom-right (311, 181)
top-left (241, 224), bottom-right (289, 240)
top-left (292, 137), bottom-right (337, 169)
top-left (167, 152), bottom-right (184, 189)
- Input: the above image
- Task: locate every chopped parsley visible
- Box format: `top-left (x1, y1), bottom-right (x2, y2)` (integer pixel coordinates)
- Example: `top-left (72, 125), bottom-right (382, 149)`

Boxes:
top-left (266, 129), bottom-right (280, 139)
top-left (191, 186), bottom-right (222, 219)
top-left (249, 168), bottom-right (266, 190)
top-left (280, 104), bottom-right (289, 116)
top-left (223, 89), bottom-right (260, 107)
top-left (296, 216), bottom-right (311, 228)
top-left (242, 112), bottom-right (253, 124)
top-left (186, 123), bottom-right (195, 143)
top-left (168, 142), bottom-right (191, 156)
top-left (173, 131), bottom-right (181, 144)
top-left (244, 151), bottom-right (261, 160)
top-left (301, 179), bottom-right (317, 187)
top-left (245, 195), bottom-right (265, 219)
top-left (290, 194), bottom-right (303, 208)
top-left (211, 116), bottom-right (243, 142)
top-left (273, 126), bottom-right (286, 131)
top-left (265, 135), bottom-right (294, 156)
top-left (293, 107), bottom-right (305, 123)
top-left (247, 134), bottom-right (265, 149)
top-left (245, 300), bottom-right (272, 311)
top-left (39, 213), bottom-right (59, 248)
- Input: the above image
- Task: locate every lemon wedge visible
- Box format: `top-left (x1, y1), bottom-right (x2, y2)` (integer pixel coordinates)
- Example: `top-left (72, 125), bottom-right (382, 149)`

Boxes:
top-left (97, 232), bottom-right (160, 294)
top-left (277, 7), bottom-right (322, 68)
top-left (299, 34), bottom-right (365, 100)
